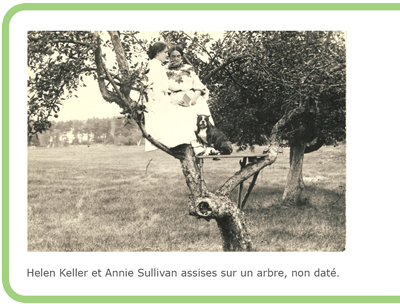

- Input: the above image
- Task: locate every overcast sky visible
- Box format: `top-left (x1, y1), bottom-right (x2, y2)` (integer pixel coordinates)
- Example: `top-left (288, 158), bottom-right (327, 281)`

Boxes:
top-left (55, 77), bottom-right (122, 121)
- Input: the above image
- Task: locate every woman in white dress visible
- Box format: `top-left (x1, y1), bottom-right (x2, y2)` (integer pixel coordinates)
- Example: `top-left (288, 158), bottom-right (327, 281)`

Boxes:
top-left (144, 42), bottom-right (197, 152)
top-left (166, 45), bottom-right (214, 131)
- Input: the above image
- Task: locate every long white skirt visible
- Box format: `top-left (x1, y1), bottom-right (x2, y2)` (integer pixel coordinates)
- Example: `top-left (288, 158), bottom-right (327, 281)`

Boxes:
top-left (170, 90), bottom-right (214, 131)
top-left (144, 98), bottom-right (198, 152)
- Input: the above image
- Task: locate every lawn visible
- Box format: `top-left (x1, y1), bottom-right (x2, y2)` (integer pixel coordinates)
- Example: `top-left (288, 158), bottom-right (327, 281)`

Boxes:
top-left (28, 143), bottom-right (346, 252)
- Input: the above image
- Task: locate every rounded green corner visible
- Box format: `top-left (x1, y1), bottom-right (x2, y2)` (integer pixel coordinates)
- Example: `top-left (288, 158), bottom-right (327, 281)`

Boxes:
top-left (2, 2), bottom-right (400, 303)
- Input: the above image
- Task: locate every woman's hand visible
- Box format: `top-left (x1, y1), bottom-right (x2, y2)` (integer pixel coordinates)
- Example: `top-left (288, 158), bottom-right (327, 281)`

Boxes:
top-left (190, 91), bottom-right (201, 106)
top-left (178, 100), bottom-right (190, 107)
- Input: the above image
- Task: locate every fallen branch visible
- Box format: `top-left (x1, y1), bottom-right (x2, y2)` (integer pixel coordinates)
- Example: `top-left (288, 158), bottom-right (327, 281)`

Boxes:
top-left (145, 159), bottom-right (153, 175)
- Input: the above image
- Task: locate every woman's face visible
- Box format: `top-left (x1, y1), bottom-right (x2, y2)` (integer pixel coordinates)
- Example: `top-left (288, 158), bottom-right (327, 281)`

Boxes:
top-left (155, 47), bottom-right (169, 62)
top-left (169, 50), bottom-right (182, 65)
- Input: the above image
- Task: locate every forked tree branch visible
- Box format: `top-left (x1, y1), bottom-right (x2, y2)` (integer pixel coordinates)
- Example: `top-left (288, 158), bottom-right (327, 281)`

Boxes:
top-left (92, 31), bottom-right (177, 158)
top-left (93, 32), bottom-right (122, 104)
top-left (217, 106), bottom-right (306, 196)
top-left (100, 58), bottom-right (130, 107)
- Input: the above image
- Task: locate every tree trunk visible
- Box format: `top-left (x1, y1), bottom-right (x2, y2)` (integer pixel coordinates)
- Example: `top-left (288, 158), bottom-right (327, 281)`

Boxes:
top-left (97, 32), bottom-right (305, 251)
top-left (282, 143), bottom-right (309, 206)
top-left (95, 32), bottom-right (255, 251)
top-left (173, 145), bottom-right (253, 251)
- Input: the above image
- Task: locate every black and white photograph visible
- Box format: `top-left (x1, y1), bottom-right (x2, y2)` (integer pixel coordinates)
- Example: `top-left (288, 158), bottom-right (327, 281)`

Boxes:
top-left (27, 30), bottom-right (346, 252)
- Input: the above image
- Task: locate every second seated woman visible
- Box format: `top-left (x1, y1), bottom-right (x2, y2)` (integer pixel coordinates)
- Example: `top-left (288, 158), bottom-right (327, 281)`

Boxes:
top-left (167, 45), bottom-right (214, 131)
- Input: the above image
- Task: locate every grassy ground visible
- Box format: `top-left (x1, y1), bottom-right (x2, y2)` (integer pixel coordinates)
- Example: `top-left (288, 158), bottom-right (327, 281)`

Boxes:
top-left (28, 143), bottom-right (346, 252)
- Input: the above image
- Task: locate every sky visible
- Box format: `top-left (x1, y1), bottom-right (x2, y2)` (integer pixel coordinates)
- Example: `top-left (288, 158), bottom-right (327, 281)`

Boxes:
top-left (55, 77), bottom-right (122, 121)
top-left (52, 31), bottom-right (224, 122)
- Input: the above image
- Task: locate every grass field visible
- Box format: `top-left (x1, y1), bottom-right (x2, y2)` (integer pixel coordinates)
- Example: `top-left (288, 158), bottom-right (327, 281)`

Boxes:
top-left (28, 143), bottom-right (346, 252)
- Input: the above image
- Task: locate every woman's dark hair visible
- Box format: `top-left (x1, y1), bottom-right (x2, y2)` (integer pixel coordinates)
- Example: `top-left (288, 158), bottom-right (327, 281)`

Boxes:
top-left (168, 45), bottom-right (184, 56)
top-left (147, 42), bottom-right (168, 59)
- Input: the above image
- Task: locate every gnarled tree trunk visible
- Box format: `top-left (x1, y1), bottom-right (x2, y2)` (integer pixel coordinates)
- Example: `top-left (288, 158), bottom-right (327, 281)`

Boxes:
top-left (173, 145), bottom-right (253, 251)
top-left (94, 31), bottom-right (303, 251)
top-left (148, 107), bottom-right (303, 251)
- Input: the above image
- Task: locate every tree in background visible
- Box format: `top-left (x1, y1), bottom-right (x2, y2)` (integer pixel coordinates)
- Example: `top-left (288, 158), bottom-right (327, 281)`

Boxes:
top-left (28, 31), bottom-right (345, 251)
top-left (212, 31), bottom-right (346, 206)
top-left (28, 117), bottom-right (143, 147)
top-left (71, 119), bottom-right (85, 145)
top-left (162, 31), bottom-right (346, 206)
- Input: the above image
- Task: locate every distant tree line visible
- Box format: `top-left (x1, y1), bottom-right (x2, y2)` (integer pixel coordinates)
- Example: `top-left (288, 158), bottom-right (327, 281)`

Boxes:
top-left (28, 117), bottom-right (143, 147)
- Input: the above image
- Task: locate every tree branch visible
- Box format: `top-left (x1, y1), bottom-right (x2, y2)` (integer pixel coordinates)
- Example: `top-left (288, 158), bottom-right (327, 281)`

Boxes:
top-left (30, 36), bottom-right (93, 48)
top-left (93, 32), bottom-right (125, 105)
top-left (217, 106), bottom-right (306, 196)
top-left (226, 69), bottom-right (248, 90)
top-left (93, 32), bottom-right (178, 159)
top-left (202, 56), bottom-right (249, 84)
top-left (100, 60), bottom-right (129, 107)
top-left (253, 58), bottom-right (297, 88)
top-left (304, 136), bottom-right (325, 154)
top-left (202, 31), bottom-right (233, 77)
top-left (128, 32), bottom-right (149, 54)
top-left (183, 54), bottom-right (193, 66)
top-left (182, 32), bottom-right (213, 59)
top-left (108, 31), bottom-right (133, 100)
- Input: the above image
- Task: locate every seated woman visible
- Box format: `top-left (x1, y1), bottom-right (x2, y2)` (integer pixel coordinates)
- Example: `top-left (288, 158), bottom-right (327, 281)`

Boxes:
top-left (144, 42), bottom-right (197, 152)
top-left (166, 45), bottom-right (214, 131)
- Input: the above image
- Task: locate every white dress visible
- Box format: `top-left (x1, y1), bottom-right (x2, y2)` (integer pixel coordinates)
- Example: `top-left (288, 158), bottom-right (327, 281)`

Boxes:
top-left (167, 64), bottom-right (214, 131)
top-left (144, 59), bottom-right (197, 151)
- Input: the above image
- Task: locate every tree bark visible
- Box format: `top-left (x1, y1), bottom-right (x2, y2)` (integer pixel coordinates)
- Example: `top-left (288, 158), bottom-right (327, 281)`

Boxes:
top-left (172, 145), bottom-right (253, 251)
top-left (282, 143), bottom-right (309, 206)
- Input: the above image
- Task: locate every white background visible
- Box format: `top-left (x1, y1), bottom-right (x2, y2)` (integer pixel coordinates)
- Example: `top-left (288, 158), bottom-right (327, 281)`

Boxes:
top-left (2, 0), bottom-right (400, 302)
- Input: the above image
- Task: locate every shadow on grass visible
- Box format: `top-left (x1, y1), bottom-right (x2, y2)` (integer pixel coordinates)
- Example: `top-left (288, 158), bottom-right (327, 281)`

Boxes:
top-left (241, 185), bottom-right (346, 252)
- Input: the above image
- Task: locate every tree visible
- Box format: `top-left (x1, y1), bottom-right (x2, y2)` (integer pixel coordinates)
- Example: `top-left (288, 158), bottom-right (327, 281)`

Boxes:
top-left (71, 119), bottom-right (85, 144)
top-left (199, 31), bottom-right (346, 206)
top-left (28, 30), bottom-right (345, 251)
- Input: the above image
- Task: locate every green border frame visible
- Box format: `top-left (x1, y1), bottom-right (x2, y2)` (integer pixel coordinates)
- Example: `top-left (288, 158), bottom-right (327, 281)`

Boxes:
top-left (3, 3), bottom-right (400, 303)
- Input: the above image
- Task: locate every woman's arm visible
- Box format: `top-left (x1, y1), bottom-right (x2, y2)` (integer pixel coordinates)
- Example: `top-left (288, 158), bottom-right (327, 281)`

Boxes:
top-left (146, 60), bottom-right (169, 98)
top-left (190, 90), bottom-right (201, 105)
top-left (191, 72), bottom-right (207, 105)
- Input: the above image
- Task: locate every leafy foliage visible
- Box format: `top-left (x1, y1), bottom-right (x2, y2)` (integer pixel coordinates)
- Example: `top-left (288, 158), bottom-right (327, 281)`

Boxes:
top-left (28, 31), bottom-right (151, 138)
top-left (28, 30), bottom-right (346, 152)
top-left (158, 31), bottom-right (346, 150)
top-left (207, 31), bottom-right (346, 149)
top-left (28, 31), bottom-right (97, 136)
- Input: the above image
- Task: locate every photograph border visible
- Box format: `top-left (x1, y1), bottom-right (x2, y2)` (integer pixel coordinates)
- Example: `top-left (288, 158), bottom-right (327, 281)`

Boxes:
top-left (3, 3), bottom-right (400, 303)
